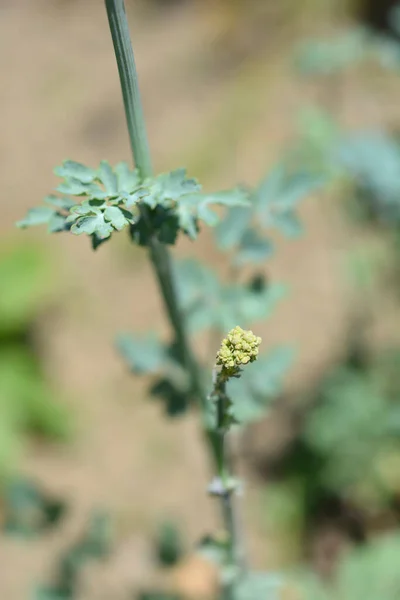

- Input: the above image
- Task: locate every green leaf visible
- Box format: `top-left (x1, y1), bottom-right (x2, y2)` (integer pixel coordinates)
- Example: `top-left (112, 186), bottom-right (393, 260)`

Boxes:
top-left (34, 587), bottom-right (71, 600)
top-left (138, 592), bottom-right (181, 600)
top-left (114, 161), bottom-right (140, 192)
top-left (251, 347), bottom-right (295, 397)
top-left (54, 160), bottom-right (96, 184)
top-left (174, 260), bottom-right (220, 315)
top-left (70, 213), bottom-right (113, 239)
top-left (197, 203), bottom-right (219, 227)
top-left (154, 521), bottom-right (185, 567)
top-left (98, 160), bottom-right (118, 195)
top-left (254, 165), bottom-right (285, 210)
top-left (235, 229), bottom-right (274, 266)
top-left (103, 206), bottom-right (129, 230)
top-left (116, 333), bottom-right (166, 374)
top-left (272, 211), bottom-right (303, 238)
top-left (56, 179), bottom-right (90, 196)
top-left (3, 478), bottom-right (66, 537)
top-left (215, 206), bottom-right (252, 250)
top-left (235, 571), bottom-right (283, 600)
top-left (200, 187), bottom-right (249, 208)
top-left (0, 242), bottom-right (52, 334)
top-left (255, 167), bottom-right (322, 236)
top-left (197, 534), bottom-right (227, 566)
top-left (67, 199), bottom-right (105, 217)
top-left (44, 195), bottom-right (75, 210)
top-left (149, 377), bottom-right (190, 417)
top-left (155, 168), bottom-right (201, 200)
top-left (16, 207), bottom-right (55, 229)
top-left (295, 29), bottom-right (367, 76)
top-left (229, 347), bottom-right (294, 424)
top-left (221, 278), bottom-right (286, 328)
top-left (157, 214), bottom-right (180, 245)
top-left (47, 213), bottom-right (68, 233)
top-left (175, 200), bottom-right (199, 240)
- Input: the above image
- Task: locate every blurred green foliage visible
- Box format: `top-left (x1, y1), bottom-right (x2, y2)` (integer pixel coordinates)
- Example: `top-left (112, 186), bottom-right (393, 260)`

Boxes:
top-left (3, 477), bottom-right (66, 537)
top-left (155, 520), bottom-right (185, 568)
top-left (296, 532), bottom-right (400, 600)
top-left (0, 241), bottom-right (70, 481)
top-left (35, 511), bottom-right (112, 600)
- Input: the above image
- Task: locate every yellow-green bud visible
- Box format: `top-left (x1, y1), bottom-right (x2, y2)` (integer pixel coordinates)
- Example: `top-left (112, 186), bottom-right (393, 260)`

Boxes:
top-left (216, 326), bottom-right (261, 377)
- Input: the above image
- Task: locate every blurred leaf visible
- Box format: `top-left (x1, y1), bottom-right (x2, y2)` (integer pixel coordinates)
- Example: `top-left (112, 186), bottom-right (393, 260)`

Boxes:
top-left (17, 207), bottom-right (56, 229)
top-left (303, 367), bottom-right (398, 501)
top-left (234, 229), bottom-right (274, 266)
top-left (335, 131), bottom-right (400, 223)
top-left (176, 262), bottom-right (285, 334)
top-left (197, 534), bottom-right (227, 566)
top-left (389, 4), bottom-right (400, 37)
top-left (0, 241), bottom-right (53, 335)
top-left (34, 588), bottom-right (70, 600)
top-left (81, 511), bottom-right (112, 559)
top-left (296, 533), bottom-right (400, 600)
top-left (0, 347), bottom-right (71, 480)
top-left (155, 521), bottom-right (185, 567)
top-left (150, 377), bottom-right (190, 417)
top-left (254, 166), bottom-right (323, 237)
top-left (3, 478), bottom-right (66, 537)
top-left (215, 206), bottom-right (252, 250)
top-left (138, 592), bottom-right (181, 600)
top-left (272, 212), bottom-right (303, 238)
top-left (295, 28), bottom-right (368, 76)
top-left (116, 333), bottom-right (166, 375)
top-left (175, 186), bottom-right (249, 240)
top-left (229, 347), bottom-right (295, 424)
top-left (235, 571), bottom-right (283, 600)
top-left (36, 510), bottom-right (112, 600)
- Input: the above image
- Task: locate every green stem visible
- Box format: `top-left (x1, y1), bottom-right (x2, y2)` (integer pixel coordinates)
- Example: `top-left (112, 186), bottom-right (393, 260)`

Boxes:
top-left (104, 0), bottom-right (152, 179)
top-left (211, 369), bottom-right (244, 596)
top-left (105, 2), bottom-right (244, 593)
top-left (105, 0), bottom-right (206, 410)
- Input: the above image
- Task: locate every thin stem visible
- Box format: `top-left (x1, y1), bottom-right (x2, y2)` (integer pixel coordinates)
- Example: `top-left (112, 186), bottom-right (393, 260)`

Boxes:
top-left (105, 3), bottom-right (245, 592)
top-left (210, 369), bottom-right (245, 596)
top-left (105, 0), bottom-right (152, 179)
top-left (105, 0), bottom-right (206, 411)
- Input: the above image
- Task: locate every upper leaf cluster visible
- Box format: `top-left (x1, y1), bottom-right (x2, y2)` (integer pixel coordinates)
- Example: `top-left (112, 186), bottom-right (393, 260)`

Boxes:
top-left (17, 160), bottom-right (248, 249)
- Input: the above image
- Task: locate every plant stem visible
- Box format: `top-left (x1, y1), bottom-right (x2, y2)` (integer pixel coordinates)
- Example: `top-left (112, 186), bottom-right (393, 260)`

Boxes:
top-left (105, 1), bottom-right (244, 592)
top-left (104, 0), bottom-right (152, 179)
top-left (105, 0), bottom-right (206, 408)
top-left (211, 369), bottom-right (244, 596)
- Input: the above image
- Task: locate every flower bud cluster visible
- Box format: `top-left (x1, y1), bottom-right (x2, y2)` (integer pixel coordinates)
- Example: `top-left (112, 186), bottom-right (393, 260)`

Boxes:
top-left (216, 326), bottom-right (261, 377)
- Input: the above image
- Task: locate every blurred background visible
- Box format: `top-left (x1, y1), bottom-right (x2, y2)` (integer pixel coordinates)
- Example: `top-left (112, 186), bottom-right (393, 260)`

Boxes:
top-left (3, 0), bottom-right (400, 598)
